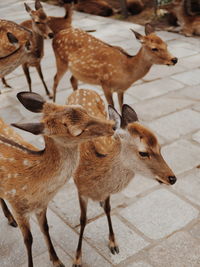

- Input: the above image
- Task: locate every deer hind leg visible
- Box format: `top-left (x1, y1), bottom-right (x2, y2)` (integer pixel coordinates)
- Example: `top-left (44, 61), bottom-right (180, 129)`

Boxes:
top-left (22, 63), bottom-right (32, 92)
top-left (102, 85), bottom-right (114, 107)
top-left (73, 195), bottom-right (88, 267)
top-left (16, 215), bottom-right (33, 267)
top-left (1, 77), bottom-right (12, 88)
top-left (35, 208), bottom-right (65, 267)
top-left (0, 198), bottom-right (17, 227)
top-left (70, 75), bottom-right (78, 91)
top-left (53, 56), bottom-right (69, 102)
top-left (102, 196), bottom-right (119, 254)
top-left (117, 92), bottom-right (124, 112)
top-left (36, 64), bottom-right (50, 97)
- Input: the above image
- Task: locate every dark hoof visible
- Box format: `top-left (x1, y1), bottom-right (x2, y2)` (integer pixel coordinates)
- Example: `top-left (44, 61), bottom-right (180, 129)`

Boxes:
top-left (72, 264), bottom-right (81, 267)
top-left (110, 245), bottom-right (119, 255)
top-left (48, 94), bottom-right (53, 99)
top-left (9, 220), bottom-right (18, 228)
top-left (99, 201), bottom-right (104, 207)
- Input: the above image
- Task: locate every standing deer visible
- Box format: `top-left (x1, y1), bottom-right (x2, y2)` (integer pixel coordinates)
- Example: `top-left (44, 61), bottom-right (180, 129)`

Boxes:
top-left (1, 0), bottom-right (54, 96)
top-left (160, 0), bottom-right (200, 36)
top-left (67, 89), bottom-right (177, 267)
top-left (0, 91), bottom-right (115, 267)
top-left (52, 24), bottom-right (178, 108)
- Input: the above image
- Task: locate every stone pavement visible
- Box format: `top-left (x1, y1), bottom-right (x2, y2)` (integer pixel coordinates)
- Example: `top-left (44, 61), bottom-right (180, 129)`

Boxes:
top-left (0, 1), bottom-right (200, 267)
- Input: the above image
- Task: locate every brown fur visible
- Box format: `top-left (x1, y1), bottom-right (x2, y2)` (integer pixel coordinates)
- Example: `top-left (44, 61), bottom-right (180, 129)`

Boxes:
top-left (127, 0), bottom-right (144, 15)
top-left (75, 0), bottom-right (113, 16)
top-left (67, 89), bottom-right (177, 266)
top-left (1, 0), bottom-right (54, 94)
top-left (0, 92), bottom-right (114, 267)
top-left (160, 0), bottom-right (200, 36)
top-left (52, 24), bottom-right (177, 108)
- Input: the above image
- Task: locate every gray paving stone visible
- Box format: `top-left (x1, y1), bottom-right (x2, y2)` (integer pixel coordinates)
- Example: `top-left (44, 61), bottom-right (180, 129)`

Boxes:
top-left (192, 130), bottom-right (200, 144)
top-left (122, 174), bottom-right (158, 199)
top-left (134, 95), bottom-right (194, 121)
top-left (162, 140), bottom-right (200, 174)
top-left (176, 85), bottom-right (200, 101)
top-left (174, 169), bottom-right (200, 206)
top-left (190, 221), bottom-right (200, 240)
top-left (120, 189), bottom-right (198, 239)
top-left (128, 78), bottom-right (183, 101)
top-left (149, 109), bottom-right (200, 142)
top-left (169, 46), bottom-right (198, 58)
top-left (179, 53), bottom-right (200, 69)
top-left (148, 232), bottom-right (200, 267)
top-left (45, 209), bottom-right (112, 267)
top-left (172, 69), bottom-right (200, 86)
top-left (84, 215), bottom-right (149, 265)
top-left (126, 261), bottom-right (153, 267)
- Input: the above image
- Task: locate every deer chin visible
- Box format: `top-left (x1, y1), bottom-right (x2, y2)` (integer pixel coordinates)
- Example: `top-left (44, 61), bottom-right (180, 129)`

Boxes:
top-left (155, 175), bottom-right (170, 185)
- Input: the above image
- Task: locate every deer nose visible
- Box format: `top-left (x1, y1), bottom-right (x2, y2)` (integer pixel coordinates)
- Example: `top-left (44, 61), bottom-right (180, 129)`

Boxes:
top-left (171, 57), bottom-right (178, 65)
top-left (48, 32), bottom-right (54, 39)
top-left (168, 176), bottom-right (177, 185)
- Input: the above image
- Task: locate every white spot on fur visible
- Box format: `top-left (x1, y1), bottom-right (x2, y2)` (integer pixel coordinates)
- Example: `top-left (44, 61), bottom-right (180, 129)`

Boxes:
top-left (6, 189), bottom-right (16, 196)
top-left (23, 159), bottom-right (30, 166)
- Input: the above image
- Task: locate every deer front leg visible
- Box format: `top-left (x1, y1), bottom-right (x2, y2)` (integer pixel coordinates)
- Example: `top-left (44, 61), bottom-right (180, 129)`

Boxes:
top-left (70, 75), bottom-right (78, 91)
top-left (1, 77), bottom-right (12, 88)
top-left (73, 195), bottom-right (88, 267)
top-left (102, 85), bottom-right (114, 107)
top-left (22, 63), bottom-right (32, 92)
top-left (117, 92), bottom-right (124, 112)
top-left (0, 198), bottom-right (17, 227)
top-left (35, 208), bottom-right (65, 267)
top-left (35, 64), bottom-right (50, 97)
top-left (16, 215), bottom-right (33, 267)
top-left (102, 196), bottom-right (119, 254)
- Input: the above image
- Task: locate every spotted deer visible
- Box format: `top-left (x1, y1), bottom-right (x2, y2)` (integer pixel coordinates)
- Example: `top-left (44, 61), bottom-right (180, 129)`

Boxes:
top-left (160, 0), bottom-right (200, 36)
top-left (67, 89), bottom-right (177, 267)
top-left (52, 24), bottom-right (178, 108)
top-left (1, 0), bottom-right (54, 96)
top-left (0, 91), bottom-right (115, 267)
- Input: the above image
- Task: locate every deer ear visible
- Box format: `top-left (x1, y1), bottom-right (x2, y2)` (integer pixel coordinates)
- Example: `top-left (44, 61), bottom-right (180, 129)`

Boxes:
top-left (121, 104), bottom-right (138, 128)
top-left (24, 3), bottom-right (32, 13)
top-left (68, 125), bottom-right (83, 136)
top-left (108, 105), bottom-right (121, 130)
top-left (17, 92), bottom-right (45, 113)
top-left (7, 32), bottom-right (18, 45)
top-left (11, 123), bottom-right (44, 135)
top-left (145, 23), bottom-right (155, 35)
top-left (130, 29), bottom-right (144, 43)
top-left (35, 0), bottom-right (43, 10)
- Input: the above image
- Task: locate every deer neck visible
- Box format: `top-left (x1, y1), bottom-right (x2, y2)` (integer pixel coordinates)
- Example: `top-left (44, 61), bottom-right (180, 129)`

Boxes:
top-left (31, 28), bottom-right (44, 58)
top-left (128, 47), bottom-right (153, 82)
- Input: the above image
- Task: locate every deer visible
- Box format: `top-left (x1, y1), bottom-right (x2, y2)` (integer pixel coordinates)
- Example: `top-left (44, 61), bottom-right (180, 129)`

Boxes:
top-left (0, 91), bottom-right (115, 267)
top-left (160, 0), bottom-right (200, 36)
top-left (126, 0), bottom-right (144, 15)
top-left (1, 0), bottom-right (54, 96)
top-left (67, 89), bottom-right (177, 267)
top-left (52, 23), bottom-right (178, 109)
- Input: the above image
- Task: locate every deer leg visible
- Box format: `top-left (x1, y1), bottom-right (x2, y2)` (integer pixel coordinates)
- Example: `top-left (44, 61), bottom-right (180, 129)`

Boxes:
top-left (16, 215), bottom-right (33, 267)
top-left (73, 195), bottom-right (88, 267)
top-left (0, 198), bottom-right (17, 227)
top-left (117, 92), bottom-right (124, 112)
top-left (22, 63), bottom-right (32, 92)
top-left (53, 56), bottom-right (68, 102)
top-left (103, 196), bottom-right (119, 254)
top-left (36, 64), bottom-right (50, 97)
top-left (36, 208), bottom-right (64, 267)
top-left (1, 77), bottom-right (12, 88)
top-left (70, 75), bottom-right (78, 91)
top-left (102, 86), bottom-right (114, 107)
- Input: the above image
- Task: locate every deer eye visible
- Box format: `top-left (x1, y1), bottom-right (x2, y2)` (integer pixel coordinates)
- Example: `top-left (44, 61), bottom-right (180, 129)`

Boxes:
top-left (139, 151), bottom-right (150, 158)
top-left (152, 48), bottom-right (158, 52)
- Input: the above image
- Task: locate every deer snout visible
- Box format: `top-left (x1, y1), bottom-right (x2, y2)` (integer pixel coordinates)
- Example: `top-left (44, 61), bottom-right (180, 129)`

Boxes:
top-left (48, 32), bottom-right (54, 39)
top-left (171, 57), bottom-right (178, 65)
top-left (168, 175), bottom-right (177, 185)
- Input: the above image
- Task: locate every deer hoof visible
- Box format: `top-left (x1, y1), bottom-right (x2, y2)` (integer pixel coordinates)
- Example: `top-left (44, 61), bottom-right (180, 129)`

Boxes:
top-left (109, 245), bottom-right (119, 255)
top-left (53, 260), bottom-right (65, 267)
top-left (72, 264), bottom-right (81, 267)
top-left (9, 220), bottom-right (18, 228)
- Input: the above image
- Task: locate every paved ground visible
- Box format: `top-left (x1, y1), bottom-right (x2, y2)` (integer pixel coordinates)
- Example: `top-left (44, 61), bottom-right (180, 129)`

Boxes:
top-left (1, 1), bottom-right (200, 267)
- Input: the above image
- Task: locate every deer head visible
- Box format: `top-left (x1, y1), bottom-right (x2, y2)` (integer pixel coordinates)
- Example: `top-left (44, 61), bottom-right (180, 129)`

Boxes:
top-left (12, 92), bottom-right (115, 145)
top-left (109, 104), bottom-right (177, 185)
top-left (24, 0), bottom-right (54, 39)
top-left (131, 24), bottom-right (178, 66)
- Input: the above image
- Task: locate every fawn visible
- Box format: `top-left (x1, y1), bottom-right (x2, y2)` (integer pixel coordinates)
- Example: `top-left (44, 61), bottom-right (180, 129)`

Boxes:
top-left (1, 0), bottom-right (54, 96)
top-left (0, 91), bottom-right (115, 267)
top-left (160, 0), bottom-right (200, 36)
top-left (52, 23), bottom-right (178, 108)
top-left (67, 89), bottom-right (177, 267)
